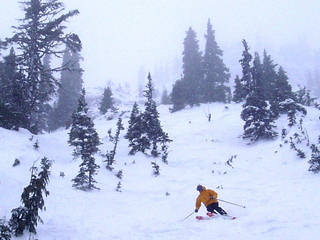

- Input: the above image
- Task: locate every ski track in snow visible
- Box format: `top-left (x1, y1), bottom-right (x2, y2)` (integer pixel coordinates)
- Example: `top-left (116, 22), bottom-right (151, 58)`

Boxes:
top-left (1, 102), bottom-right (320, 240)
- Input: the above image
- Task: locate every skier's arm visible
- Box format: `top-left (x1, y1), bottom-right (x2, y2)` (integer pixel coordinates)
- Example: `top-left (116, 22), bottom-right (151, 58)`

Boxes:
top-left (195, 196), bottom-right (202, 210)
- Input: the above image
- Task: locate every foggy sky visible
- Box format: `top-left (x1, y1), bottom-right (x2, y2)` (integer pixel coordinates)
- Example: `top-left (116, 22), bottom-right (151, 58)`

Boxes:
top-left (0, 0), bottom-right (319, 92)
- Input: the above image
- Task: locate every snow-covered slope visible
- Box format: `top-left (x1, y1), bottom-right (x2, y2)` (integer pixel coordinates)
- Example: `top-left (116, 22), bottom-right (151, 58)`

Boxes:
top-left (1, 103), bottom-right (320, 240)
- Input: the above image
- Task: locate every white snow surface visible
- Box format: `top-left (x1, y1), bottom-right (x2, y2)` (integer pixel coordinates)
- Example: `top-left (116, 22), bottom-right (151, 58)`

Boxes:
top-left (1, 102), bottom-right (320, 240)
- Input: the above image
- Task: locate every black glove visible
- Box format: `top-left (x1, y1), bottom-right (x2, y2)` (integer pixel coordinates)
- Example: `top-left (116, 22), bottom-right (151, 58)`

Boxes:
top-left (195, 209), bottom-right (198, 213)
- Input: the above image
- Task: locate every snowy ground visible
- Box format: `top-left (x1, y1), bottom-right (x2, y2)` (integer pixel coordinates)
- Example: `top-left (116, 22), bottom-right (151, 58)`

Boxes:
top-left (1, 102), bottom-right (320, 240)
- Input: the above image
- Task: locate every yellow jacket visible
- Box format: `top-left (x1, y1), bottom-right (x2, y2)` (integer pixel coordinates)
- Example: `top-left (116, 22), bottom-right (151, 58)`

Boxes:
top-left (195, 186), bottom-right (218, 210)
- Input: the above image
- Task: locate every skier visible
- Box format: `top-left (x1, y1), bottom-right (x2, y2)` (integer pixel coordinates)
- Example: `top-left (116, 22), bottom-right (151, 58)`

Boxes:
top-left (195, 184), bottom-right (227, 215)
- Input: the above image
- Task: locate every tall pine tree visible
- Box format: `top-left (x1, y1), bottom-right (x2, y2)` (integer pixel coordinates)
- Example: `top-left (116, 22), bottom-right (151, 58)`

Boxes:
top-left (202, 19), bottom-right (230, 103)
top-left (170, 79), bottom-right (187, 112)
top-left (99, 86), bottom-right (116, 114)
top-left (273, 66), bottom-right (294, 114)
top-left (69, 89), bottom-right (100, 190)
top-left (0, 48), bottom-right (27, 130)
top-left (9, 157), bottom-right (52, 236)
top-left (182, 27), bottom-right (203, 106)
top-left (241, 53), bottom-right (278, 142)
top-left (274, 67), bottom-right (306, 126)
top-left (232, 75), bottom-right (243, 103)
top-left (49, 48), bottom-right (83, 130)
top-left (309, 144), bottom-right (320, 173)
top-left (4, 0), bottom-right (81, 134)
top-left (143, 73), bottom-right (171, 157)
top-left (125, 102), bottom-right (149, 155)
top-left (233, 39), bottom-right (252, 102)
top-left (261, 50), bottom-right (278, 102)
top-left (161, 88), bottom-right (171, 105)
top-left (105, 117), bottom-right (124, 170)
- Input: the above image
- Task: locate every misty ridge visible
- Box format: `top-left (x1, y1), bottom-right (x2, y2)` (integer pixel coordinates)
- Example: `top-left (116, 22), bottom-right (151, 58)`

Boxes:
top-left (147, 27), bottom-right (320, 101)
top-left (1, 0), bottom-right (319, 99)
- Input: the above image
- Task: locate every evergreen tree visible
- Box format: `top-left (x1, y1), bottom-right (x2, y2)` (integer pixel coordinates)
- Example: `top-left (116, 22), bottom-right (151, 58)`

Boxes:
top-left (182, 27), bottom-right (203, 106)
top-left (261, 50), bottom-right (278, 102)
top-left (116, 181), bottom-right (122, 192)
top-left (48, 48), bottom-right (83, 130)
top-left (273, 67), bottom-right (293, 109)
top-left (232, 75), bottom-right (244, 103)
top-left (202, 19), bottom-right (230, 103)
top-left (151, 161), bottom-right (160, 176)
top-left (99, 86), bottom-right (116, 114)
top-left (309, 144), bottom-right (320, 173)
top-left (282, 99), bottom-right (307, 127)
top-left (170, 79), bottom-right (187, 112)
top-left (234, 39), bottom-right (252, 102)
top-left (137, 66), bottom-right (146, 98)
top-left (125, 102), bottom-right (149, 155)
top-left (272, 66), bottom-right (295, 117)
top-left (0, 219), bottom-right (11, 240)
top-left (9, 157), bottom-right (52, 236)
top-left (69, 89), bottom-right (100, 190)
top-left (105, 117), bottom-right (124, 170)
top-left (160, 132), bottom-right (171, 164)
top-left (0, 48), bottom-right (27, 130)
top-left (4, 0), bottom-right (81, 134)
top-left (295, 85), bottom-right (316, 106)
top-left (38, 53), bottom-right (54, 131)
top-left (0, 48), bottom-right (17, 106)
top-left (272, 68), bottom-right (307, 126)
top-left (241, 53), bottom-right (278, 142)
top-left (161, 88), bottom-right (171, 105)
top-left (143, 73), bottom-right (171, 157)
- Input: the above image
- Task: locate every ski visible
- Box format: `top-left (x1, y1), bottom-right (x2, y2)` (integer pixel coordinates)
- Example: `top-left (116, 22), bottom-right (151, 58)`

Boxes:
top-left (196, 215), bottom-right (214, 220)
top-left (196, 213), bottom-right (236, 221)
top-left (221, 215), bottom-right (237, 220)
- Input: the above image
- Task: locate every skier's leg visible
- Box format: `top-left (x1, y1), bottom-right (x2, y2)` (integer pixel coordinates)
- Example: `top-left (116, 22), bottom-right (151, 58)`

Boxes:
top-left (215, 205), bottom-right (227, 215)
top-left (206, 203), bottom-right (218, 214)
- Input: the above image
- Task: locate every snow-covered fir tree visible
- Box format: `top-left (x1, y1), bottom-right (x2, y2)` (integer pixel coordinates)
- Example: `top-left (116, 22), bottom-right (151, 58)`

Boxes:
top-left (232, 75), bottom-right (243, 103)
top-left (272, 66), bottom-right (294, 114)
top-left (0, 219), bottom-right (11, 240)
top-left (280, 98), bottom-right (307, 127)
top-left (0, 48), bottom-right (26, 130)
top-left (309, 144), bottom-right (320, 173)
top-left (161, 88), bottom-right (171, 105)
top-left (261, 50), bottom-right (278, 102)
top-left (143, 73), bottom-right (171, 157)
top-left (240, 53), bottom-right (278, 142)
top-left (294, 85), bottom-right (316, 107)
top-left (4, 0), bottom-right (81, 134)
top-left (105, 117), bottom-right (124, 170)
top-left (272, 67), bottom-right (307, 126)
top-left (170, 79), bottom-right (187, 112)
top-left (160, 132), bottom-right (171, 164)
top-left (48, 48), bottom-right (83, 131)
top-left (68, 89), bottom-right (100, 190)
top-left (181, 27), bottom-right (203, 106)
top-left (233, 39), bottom-right (252, 102)
top-left (202, 19), bottom-right (230, 103)
top-left (38, 53), bottom-right (54, 131)
top-left (125, 102), bottom-right (149, 155)
top-left (99, 86), bottom-right (116, 114)
top-left (151, 161), bottom-right (160, 176)
top-left (9, 157), bottom-right (52, 236)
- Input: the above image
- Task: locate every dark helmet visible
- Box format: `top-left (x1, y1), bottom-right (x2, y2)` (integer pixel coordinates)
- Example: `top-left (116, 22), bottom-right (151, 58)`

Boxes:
top-left (196, 185), bottom-right (203, 191)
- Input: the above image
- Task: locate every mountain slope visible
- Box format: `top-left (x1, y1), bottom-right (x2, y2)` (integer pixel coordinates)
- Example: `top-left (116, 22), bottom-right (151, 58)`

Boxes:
top-left (1, 102), bottom-right (319, 240)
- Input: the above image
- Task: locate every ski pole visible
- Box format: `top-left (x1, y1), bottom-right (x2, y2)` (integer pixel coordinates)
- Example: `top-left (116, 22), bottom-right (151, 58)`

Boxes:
top-left (182, 211), bottom-right (195, 221)
top-left (217, 199), bottom-right (246, 208)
